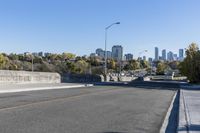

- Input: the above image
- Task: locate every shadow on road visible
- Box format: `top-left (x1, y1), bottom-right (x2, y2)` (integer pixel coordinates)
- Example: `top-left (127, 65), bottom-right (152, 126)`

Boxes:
top-left (178, 124), bottom-right (200, 132)
top-left (165, 90), bottom-right (180, 133)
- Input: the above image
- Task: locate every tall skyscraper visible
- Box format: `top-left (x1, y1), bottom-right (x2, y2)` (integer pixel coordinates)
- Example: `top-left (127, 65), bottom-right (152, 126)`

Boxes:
top-left (179, 49), bottom-right (184, 61)
top-left (155, 47), bottom-right (159, 61)
top-left (162, 49), bottom-right (166, 61)
top-left (167, 51), bottom-right (174, 61)
top-left (112, 45), bottom-right (123, 61)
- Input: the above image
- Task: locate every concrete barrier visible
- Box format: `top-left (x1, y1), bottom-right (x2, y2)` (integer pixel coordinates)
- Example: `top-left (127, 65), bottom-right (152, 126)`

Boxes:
top-left (61, 73), bottom-right (103, 83)
top-left (0, 70), bottom-right (61, 84)
top-left (129, 80), bottom-right (189, 89)
top-left (150, 75), bottom-right (173, 80)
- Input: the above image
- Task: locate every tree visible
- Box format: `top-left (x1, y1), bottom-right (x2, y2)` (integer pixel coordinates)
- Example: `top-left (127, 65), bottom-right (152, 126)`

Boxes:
top-left (89, 57), bottom-right (100, 66)
top-left (179, 43), bottom-right (200, 83)
top-left (0, 54), bottom-right (7, 69)
top-left (75, 60), bottom-right (89, 74)
top-left (140, 60), bottom-right (149, 69)
top-left (156, 62), bottom-right (167, 75)
top-left (107, 59), bottom-right (116, 70)
top-left (48, 54), bottom-right (59, 63)
top-left (124, 60), bottom-right (140, 70)
top-left (168, 61), bottom-right (180, 70)
top-left (9, 53), bottom-right (19, 60)
top-left (66, 62), bottom-right (76, 73)
top-left (62, 53), bottom-right (76, 61)
top-left (34, 56), bottom-right (43, 64)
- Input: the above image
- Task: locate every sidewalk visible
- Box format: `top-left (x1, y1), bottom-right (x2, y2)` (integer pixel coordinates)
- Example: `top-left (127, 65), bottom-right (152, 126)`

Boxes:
top-left (0, 83), bottom-right (93, 93)
top-left (178, 89), bottom-right (200, 133)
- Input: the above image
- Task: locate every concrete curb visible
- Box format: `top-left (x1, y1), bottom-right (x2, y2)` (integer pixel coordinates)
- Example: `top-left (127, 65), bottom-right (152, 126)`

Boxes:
top-left (180, 85), bottom-right (200, 89)
top-left (0, 84), bottom-right (94, 94)
top-left (177, 90), bottom-right (190, 133)
top-left (160, 91), bottom-right (178, 133)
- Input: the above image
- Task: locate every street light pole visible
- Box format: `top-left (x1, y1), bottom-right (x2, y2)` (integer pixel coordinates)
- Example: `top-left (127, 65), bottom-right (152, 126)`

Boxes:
top-left (104, 29), bottom-right (108, 75)
top-left (31, 55), bottom-right (34, 72)
top-left (104, 22), bottom-right (120, 80)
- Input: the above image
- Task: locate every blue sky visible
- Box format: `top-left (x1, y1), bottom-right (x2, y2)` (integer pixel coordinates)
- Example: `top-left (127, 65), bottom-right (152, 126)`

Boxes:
top-left (0, 0), bottom-right (200, 58)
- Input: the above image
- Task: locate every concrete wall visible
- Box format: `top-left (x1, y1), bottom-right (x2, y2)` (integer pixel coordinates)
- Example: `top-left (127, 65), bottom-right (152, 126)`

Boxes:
top-left (0, 70), bottom-right (61, 84)
top-left (109, 75), bottom-right (137, 82)
top-left (61, 73), bottom-right (103, 83)
top-left (150, 75), bottom-right (173, 80)
top-left (120, 76), bottom-right (136, 82)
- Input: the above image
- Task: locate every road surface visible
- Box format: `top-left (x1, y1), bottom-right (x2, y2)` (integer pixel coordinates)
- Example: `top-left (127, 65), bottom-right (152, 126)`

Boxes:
top-left (0, 86), bottom-right (175, 133)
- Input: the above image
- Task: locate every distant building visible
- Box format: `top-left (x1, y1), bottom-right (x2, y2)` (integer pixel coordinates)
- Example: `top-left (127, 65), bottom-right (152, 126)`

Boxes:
top-left (179, 49), bottom-right (184, 61)
top-left (106, 51), bottom-right (112, 59)
top-left (148, 57), bottom-right (153, 63)
top-left (90, 53), bottom-right (97, 57)
top-left (112, 45), bottom-right (123, 61)
top-left (143, 56), bottom-right (146, 61)
top-left (125, 53), bottom-right (133, 61)
top-left (95, 48), bottom-right (105, 58)
top-left (155, 47), bottom-right (159, 61)
top-left (82, 55), bottom-right (88, 58)
top-left (162, 49), bottom-right (166, 61)
top-left (44, 52), bottom-right (51, 57)
top-left (24, 52), bottom-right (31, 56)
top-left (138, 57), bottom-right (142, 61)
top-left (123, 55), bottom-right (126, 61)
top-left (96, 48), bottom-right (103, 55)
top-left (38, 52), bottom-right (43, 57)
top-left (32, 52), bottom-right (38, 56)
top-left (167, 51), bottom-right (174, 61)
top-left (173, 54), bottom-right (178, 61)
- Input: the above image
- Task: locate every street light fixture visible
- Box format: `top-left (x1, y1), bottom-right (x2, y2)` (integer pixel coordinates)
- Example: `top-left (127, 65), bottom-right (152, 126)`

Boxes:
top-left (104, 22), bottom-right (120, 78)
top-left (138, 50), bottom-right (148, 57)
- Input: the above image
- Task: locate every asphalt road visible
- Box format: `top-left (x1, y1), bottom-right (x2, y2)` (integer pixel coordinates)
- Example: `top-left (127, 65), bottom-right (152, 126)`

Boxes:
top-left (0, 86), bottom-right (175, 133)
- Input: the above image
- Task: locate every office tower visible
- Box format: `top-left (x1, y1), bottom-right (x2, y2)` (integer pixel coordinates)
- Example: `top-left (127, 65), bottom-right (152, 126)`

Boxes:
top-left (162, 49), bottom-right (166, 61)
top-left (112, 45), bottom-right (123, 61)
top-left (96, 48), bottom-right (105, 58)
top-left (167, 51), bottom-right (174, 61)
top-left (125, 53), bottom-right (133, 61)
top-left (155, 47), bottom-right (159, 61)
top-left (179, 49), bottom-right (184, 61)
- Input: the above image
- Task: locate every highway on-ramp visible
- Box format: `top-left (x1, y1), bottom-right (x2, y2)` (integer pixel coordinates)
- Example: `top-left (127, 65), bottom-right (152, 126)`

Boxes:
top-left (0, 86), bottom-right (175, 133)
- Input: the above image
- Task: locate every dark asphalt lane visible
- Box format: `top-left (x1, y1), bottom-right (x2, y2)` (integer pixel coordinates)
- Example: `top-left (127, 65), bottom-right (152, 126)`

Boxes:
top-left (0, 86), bottom-right (175, 133)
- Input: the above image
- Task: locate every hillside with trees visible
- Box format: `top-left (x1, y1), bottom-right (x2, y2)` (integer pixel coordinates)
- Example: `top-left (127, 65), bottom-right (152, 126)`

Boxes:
top-left (179, 43), bottom-right (200, 83)
top-left (0, 52), bottom-right (151, 75)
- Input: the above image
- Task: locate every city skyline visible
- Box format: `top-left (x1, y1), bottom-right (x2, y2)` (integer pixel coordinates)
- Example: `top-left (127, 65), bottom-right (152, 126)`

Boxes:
top-left (1, 0), bottom-right (200, 58)
top-left (91, 45), bottom-right (184, 61)
top-left (1, 45), bottom-right (185, 62)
